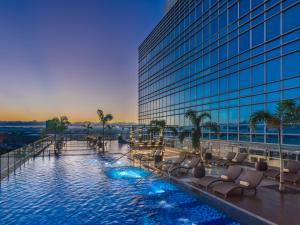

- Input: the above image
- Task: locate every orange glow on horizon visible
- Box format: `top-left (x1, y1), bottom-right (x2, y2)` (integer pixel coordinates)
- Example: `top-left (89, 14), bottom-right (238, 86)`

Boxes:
top-left (0, 109), bottom-right (138, 123)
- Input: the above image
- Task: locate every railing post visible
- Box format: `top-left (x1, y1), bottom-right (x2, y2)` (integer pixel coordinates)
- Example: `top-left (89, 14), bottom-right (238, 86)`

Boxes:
top-left (14, 149), bottom-right (16, 174)
top-left (7, 151), bottom-right (10, 178)
top-left (0, 153), bottom-right (2, 181)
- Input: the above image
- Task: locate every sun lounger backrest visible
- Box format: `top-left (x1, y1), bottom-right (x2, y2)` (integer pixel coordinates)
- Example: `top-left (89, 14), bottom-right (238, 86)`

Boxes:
top-left (177, 153), bottom-right (186, 164)
top-left (286, 160), bottom-right (300, 173)
top-left (226, 152), bottom-right (236, 160)
top-left (226, 166), bottom-right (243, 180)
top-left (233, 153), bottom-right (248, 163)
top-left (189, 157), bottom-right (200, 168)
top-left (242, 170), bottom-right (264, 187)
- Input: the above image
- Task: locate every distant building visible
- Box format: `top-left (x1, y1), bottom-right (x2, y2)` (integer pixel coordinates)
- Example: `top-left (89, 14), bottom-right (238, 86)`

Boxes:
top-left (138, 0), bottom-right (300, 145)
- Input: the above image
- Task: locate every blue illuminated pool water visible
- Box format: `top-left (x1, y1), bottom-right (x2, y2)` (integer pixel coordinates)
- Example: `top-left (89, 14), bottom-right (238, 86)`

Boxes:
top-left (0, 142), bottom-right (241, 225)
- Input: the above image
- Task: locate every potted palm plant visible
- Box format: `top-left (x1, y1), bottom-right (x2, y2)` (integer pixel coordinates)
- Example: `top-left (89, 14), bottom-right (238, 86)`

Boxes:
top-left (149, 119), bottom-right (177, 163)
top-left (249, 99), bottom-right (300, 192)
top-left (185, 109), bottom-right (220, 178)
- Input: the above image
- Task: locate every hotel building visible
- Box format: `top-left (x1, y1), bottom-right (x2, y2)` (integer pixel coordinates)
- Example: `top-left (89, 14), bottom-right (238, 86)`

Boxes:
top-left (138, 0), bottom-right (300, 146)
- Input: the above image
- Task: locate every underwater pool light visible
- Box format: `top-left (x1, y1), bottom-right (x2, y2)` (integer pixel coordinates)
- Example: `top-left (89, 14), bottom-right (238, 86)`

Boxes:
top-left (106, 167), bottom-right (151, 179)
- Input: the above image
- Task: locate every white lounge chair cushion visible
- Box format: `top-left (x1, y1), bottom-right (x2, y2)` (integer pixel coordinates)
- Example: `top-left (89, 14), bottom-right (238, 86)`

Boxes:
top-left (221, 175), bottom-right (229, 180)
top-left (283, 168), bottom-right (290, 173)
top-left (183, 161), bottom-right (191, 167)
top-left (240, 181), bottom-right (250, 187)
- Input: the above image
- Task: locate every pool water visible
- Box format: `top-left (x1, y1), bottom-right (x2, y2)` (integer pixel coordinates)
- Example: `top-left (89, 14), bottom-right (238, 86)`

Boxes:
top-left (0, 142), bottom-right (241, 225)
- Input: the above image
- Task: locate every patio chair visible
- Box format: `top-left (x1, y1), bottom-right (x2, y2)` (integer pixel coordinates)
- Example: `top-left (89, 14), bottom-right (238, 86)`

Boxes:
top-left (265, 160), bottom-right (300, 183)
top-left (284, 171), bottom-right (300, 184)
top-left (139, 149), bottom-right (163, 162)
top-left (169, 156), bottom-right (201, 177)
top-left (212, 152), bottom-right (236, 166)
top-left (213, 170), bottom-right (264, 198)
top-left (193, 166), bottom-right (243, 190)
top-left (159, 153), bottom-right (187, 172)
top-left (226, 153), bottom-right (248, 166)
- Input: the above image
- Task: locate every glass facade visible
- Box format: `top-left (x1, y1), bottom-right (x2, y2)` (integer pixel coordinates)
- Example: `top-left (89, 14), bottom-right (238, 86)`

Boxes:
top-left (138, 0), bottom-right (300, 145)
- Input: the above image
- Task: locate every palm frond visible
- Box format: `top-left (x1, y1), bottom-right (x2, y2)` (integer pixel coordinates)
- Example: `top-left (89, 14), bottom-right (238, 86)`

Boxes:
top-left (150, 120), bottom-right (166, 129)
top-left (104, 114), bottom-right (113, 122)
top-left (265, 117), bottom-right (281, 129)
top-left (178, 130), bottom-right (189, 144)
top-left (198, 112), bottom-right (211, 122)
top-left (276, 99), bottom-right (296, 116)
top-left (249, 111), bottom-right (274, 130)
top-left (168, 127), bottom-right (178, 136)
top-left (203, 122), bottom-right (220, 135)
top-left (185, 109), bottom-right (198, 126)
top-left (97, 109), bottom-right (104, 121)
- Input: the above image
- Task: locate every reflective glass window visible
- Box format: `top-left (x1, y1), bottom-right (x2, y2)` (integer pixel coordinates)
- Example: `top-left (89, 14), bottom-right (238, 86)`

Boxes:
top-left (240, 106), bottom-right (251, 123)
top-left (240, 31), bottom-right (250, 52)
top-left (240, 69), bottom-right (251, 88)
top-left (229, 38), bottom-right (238, 57)
top-left (219, 76), bottom-right (228, 93)
top-left (283, 51), bottom-right (300, 78)
top-left (228, 73), bottom-right (239, 91)
top-left (239, 0), bottom-right (250, 17)
top-left (219, 44), bottom-right (227, 61)
top-left (283, 3), bottom-right (300, 33)
top-left (283, 135), bottom-right (300, 145)
top-left (252, 24), bottom-right (264, 47)
top-left (252, 0), bottom-right (264, 9)
top-left (229, 3), bottom-right (238, 24)
top-left (266, 58), bottom-right (281, 82)
top-left (252, 63), bottom-right (265, 86)
top-left (229, 107), bottom-right (238, 123)
top-left (266, 15), bottom-right (280, 40)
top-left (219, 11), bottom-right (227, 30)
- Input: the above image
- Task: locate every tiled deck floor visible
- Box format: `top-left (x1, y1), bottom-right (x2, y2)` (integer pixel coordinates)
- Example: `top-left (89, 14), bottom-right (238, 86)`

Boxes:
top-left (162, 148), bottom-right (300, 225)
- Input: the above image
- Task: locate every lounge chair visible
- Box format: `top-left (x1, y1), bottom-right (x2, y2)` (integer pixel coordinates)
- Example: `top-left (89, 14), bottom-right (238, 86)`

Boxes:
top-left (284, 171), bottom-right (300, 184)
top-left (213, 170), bottom-right (264, 198)
top-left (169, 156), bottom-right (201, 176)
top-left (159, 153), bottom-right (187, 172)
top-left (226, 153), bottom-right (248, 166)
top-left (193, 166), bottom-right (243, 190)
top-left (212, 152), bottom-right (236, 166)
top-left (265, 160), bottom-right (300, 183)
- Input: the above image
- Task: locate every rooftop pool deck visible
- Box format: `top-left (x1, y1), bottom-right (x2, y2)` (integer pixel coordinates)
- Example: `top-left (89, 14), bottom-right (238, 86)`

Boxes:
top-left (0, 141), bottom-right (242, 225)
top-left (1, 141), bottom-right (299, 225)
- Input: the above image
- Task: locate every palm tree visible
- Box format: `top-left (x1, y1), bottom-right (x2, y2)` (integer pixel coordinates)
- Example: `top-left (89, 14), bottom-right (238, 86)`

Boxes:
top-left (97, 109), bottom-right (113, 152)
top-left (249, 99), bottom-right (300, 191)
top-left (185, 109), bottom-right (219, 159)
top-left (178, 127), bottom-right (190, 144)
top-left (106, 125), bottom-right (113, 142)
top-left (82, 122), bottom-right (93, 135)
top-left (149, 119), bottom-right (177, 142)
top-left (45, 116), bottom-right (70, 151)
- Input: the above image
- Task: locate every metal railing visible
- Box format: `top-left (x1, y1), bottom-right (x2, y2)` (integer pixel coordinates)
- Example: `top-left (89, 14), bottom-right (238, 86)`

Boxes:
top-left (164, 137), bottom-right (300, 166)
top-left (0, 136), bottom-right (54, 180)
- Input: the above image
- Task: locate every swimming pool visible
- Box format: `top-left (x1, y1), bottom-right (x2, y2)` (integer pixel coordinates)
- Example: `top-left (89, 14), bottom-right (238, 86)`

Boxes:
top-left (0, 141), bottom-right (241, 225)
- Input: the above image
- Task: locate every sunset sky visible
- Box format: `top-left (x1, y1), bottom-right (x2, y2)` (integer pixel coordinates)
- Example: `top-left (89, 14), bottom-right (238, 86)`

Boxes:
top-left (0, 0), bottom-right (164, 122)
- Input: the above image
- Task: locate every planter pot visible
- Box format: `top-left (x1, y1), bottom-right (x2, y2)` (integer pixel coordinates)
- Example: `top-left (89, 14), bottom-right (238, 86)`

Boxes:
top-left (192, 166), bottom-right (206, 178)
top-left (255, 161), bottom-right (268, 171)
top-left (154, 155), bottom-right (163, 163)
top-left (205, 153), bottom-right (212, 160)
